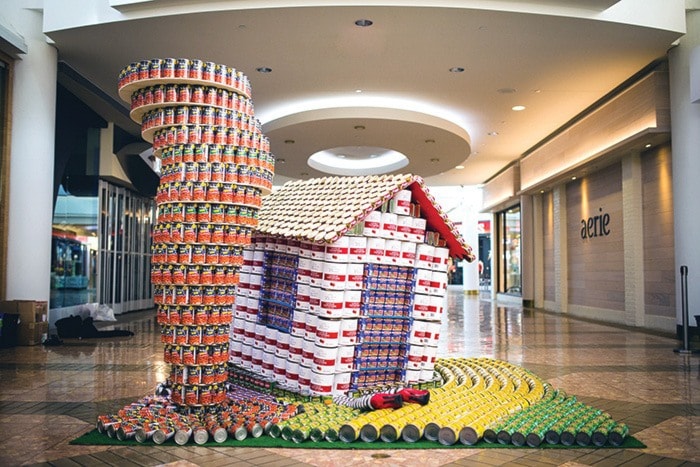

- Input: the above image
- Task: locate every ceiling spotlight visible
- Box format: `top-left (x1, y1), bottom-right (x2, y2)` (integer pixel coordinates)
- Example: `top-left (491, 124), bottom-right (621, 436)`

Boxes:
top-left (256, 67), bottom-right (272, 73)
top-left (449, 67), bottom-right (465, 73)
top-left (488, 131), bottom-right (499, 136)
top-left (430, 158), bottom-right (440, 163)
top-left (277, 158), bottom-right (286, 164)
top-left (337, 154), bottom-right (347, 158)
top-left (355, 19), bottom-right (373, 27)
top-left (512, 105), bottom-right (526, 111)
top-left (455, 165), bottom-right (465, 170)
top-left (571, 176), bottom-right (577, 180)
top-left (645, 143), bottom-right (652, 148)
top-left (355, 89), bottom-right (363, 93)
top-left (284, 139), bottom-right (295, 144)
top-left (354, 125), bottom-right (366, 130)
top-left (425, 139), bottom-right (435, 144)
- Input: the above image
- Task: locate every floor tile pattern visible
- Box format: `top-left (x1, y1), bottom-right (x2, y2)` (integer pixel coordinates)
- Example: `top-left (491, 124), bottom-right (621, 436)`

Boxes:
top-left (1, 289), bottom-right (698, 466)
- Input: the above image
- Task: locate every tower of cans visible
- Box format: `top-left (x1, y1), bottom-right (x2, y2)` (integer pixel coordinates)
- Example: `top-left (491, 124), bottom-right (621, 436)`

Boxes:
top-left (118, 58), bottom-right (274, 408)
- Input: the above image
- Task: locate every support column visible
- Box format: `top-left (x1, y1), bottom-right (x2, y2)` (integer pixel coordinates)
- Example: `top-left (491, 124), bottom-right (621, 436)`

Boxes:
top-left (553, 185), bottom-right (568, 314)
top-left (5, 7), bottom-right (57, 302)
top-left (669, 8), bottom-right (700, 330)
top-left (622, 151), bottom-right (645, 327)
top-left (520, 194), bottom-right (535, 307)
top-left (460, 185), bottom-right (480, 295)
top-left (532, 193), bottom-right (544, 309)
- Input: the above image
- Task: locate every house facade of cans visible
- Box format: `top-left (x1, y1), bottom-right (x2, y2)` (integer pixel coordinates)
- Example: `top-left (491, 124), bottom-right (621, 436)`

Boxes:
top-left (229, 174), bottom-right (474, 396)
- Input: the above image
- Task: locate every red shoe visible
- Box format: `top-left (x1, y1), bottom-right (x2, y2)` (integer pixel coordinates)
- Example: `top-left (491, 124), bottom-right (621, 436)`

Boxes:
top-left (398, 388), bottom-right (430, 405)
top-left (369, 393), bottom-right (404, 410)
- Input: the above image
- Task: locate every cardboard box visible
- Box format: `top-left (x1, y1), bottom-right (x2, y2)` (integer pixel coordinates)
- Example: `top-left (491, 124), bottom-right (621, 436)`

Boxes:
top-left (0, 300), bottom-right (48, 324)
top-left (17, 321), bottom-right (48, 346)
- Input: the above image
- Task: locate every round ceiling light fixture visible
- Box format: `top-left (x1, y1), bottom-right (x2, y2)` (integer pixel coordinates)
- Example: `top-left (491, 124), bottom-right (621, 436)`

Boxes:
top-left (256, 67), bottom-right (272, 73)
top-left (308, 146), bottom-right (408, 176)
top-left (449, 67), bottom-right (465, 73)
top-left (355, 19), bottom-right (373, 27)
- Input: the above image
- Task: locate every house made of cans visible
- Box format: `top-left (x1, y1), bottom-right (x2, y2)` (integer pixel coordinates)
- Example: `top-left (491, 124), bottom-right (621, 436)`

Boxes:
top-left (229, 174), bottom-right (475, 396)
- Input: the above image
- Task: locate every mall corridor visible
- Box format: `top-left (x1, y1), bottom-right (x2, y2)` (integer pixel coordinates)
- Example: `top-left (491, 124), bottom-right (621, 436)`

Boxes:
top-left (0, 288), bottom-right (698, 466)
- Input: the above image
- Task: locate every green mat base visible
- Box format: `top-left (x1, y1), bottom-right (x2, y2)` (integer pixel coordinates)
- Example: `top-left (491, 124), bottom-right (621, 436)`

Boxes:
top-left (70, 429), bottom-right (646, 449)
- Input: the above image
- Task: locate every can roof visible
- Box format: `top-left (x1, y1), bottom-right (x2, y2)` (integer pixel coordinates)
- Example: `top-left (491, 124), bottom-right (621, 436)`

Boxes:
top-left (257, 174), bottom-right (475, 261)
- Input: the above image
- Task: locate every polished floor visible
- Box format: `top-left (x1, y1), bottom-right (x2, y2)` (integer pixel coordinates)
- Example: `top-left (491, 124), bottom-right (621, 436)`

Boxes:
top-left (1, 288), bottom-right (698, 467)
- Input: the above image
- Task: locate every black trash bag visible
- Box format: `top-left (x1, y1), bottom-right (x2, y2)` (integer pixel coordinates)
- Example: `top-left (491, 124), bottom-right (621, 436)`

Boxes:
top-left (80, 316), bottom-right (134, 338)
top-left (55, 315), bottom-right (134, 339)
top-left (55, 315), bottom-right (83, 338)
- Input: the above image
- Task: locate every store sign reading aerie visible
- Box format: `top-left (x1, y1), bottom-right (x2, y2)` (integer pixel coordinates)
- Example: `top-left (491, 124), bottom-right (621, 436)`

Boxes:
top-left (580, 207), bottom-right (610, 239)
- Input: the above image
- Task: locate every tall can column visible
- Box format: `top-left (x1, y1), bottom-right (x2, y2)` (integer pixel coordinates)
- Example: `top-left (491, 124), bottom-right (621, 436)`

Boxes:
top-left (118, 58), bottom-right (274, 409)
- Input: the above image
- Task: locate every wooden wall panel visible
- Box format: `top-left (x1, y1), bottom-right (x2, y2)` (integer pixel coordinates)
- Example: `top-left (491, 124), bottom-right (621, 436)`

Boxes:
top-left (642, 145), bottom-right (675, 318)
top-left (566, 163), bottom-right (625, 311)
top-left (542, 192), bottom-right (555, 302)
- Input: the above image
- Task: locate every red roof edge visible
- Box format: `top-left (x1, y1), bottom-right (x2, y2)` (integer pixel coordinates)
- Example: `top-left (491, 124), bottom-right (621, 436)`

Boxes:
top-left (406, 179), bottom-right (475, 262)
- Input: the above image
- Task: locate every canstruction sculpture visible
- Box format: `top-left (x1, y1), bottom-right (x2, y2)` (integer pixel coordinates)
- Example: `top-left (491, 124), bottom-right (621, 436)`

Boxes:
top-left (94, 58), bottom-right (629, 448)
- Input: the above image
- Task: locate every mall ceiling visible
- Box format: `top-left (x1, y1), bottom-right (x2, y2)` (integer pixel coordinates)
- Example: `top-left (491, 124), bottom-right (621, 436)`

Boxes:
top-left (45, 1), bottom-right (683, 186)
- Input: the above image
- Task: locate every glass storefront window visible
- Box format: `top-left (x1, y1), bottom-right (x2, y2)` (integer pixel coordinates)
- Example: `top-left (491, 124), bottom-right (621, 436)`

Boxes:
top-left (51, 185), bottom-right (99, 308)
top-left (499, 205), bottom-right (521, 295)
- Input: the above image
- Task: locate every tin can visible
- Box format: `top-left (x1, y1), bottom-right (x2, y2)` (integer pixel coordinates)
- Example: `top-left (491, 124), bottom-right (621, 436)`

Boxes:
top-left (192, 245), bottom-right (206, 264)
top-left (206, 183), bottom-right (220, 202)
top-left (177, 125), bottom-right (188, 144)
top-left (201, 106), bottom-right (214, 126)
top-left (178, 84), bottom-right (191, 103)
top-left (227, 127), bottom-right (240, 146)
top-left (160, 58), bottom-right (175, 78)
top-left (175, 106), bottom-right (188, 125)
top-left (191, 182), bottom-right (206, 201)
top-left (189, 125), bottom-right (202, 144)
top-left (196, 204), bottom-right (211, 223)
top-left (165, 84), bottom-right (178, 103)
top-left (205, 86), bottom-right (217, 105)
top-left (197, 223), bottom-right (212, 243)
top-left (175, 58), bottom-right (189, 78)
top-left (202, 61), bottom-right (215, 81)
top-left (152, 425), bottom-right (175, 445)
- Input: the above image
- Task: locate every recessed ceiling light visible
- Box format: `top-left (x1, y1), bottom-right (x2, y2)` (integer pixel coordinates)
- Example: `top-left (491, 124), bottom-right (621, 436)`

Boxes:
top-left (354, 125), bottom-right (365, 130)
top-left (645, 143), bottom-right (651, 148)
top-left (497, 88), bottom-right (517, 94)
top-left (488, 131), bottom-right (499, 136)
top-left (512, 105), bottom-right (526, 111)
top-left (430, 158), bottom-right (440, 163)
top-left (355, 19), bottom-right (373, 27)
top-left (455, 165), bottom-right (465, 170)
top-left (540, 190), bottom-right (545, 193)
top-left (337, 154), bottom-right (347, 158)
top-left (277, 158), bottom-right (286, 163)
top-left (425, 139), bottom-right (435, 144)
top-left (284, 139), bottom-right (295, 144)
top-left (449, 67), bottom-right (465, 73)
top-left (256, 67), bottom-right (272, 73)
top-left (571, 176), bottom-right (577, 180)
top-left (355, 89), bottom-right (363, 93)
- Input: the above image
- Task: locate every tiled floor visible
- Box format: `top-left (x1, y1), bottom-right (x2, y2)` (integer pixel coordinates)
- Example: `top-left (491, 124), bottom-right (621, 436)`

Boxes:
top-left (1, 288), bottom-right (698, 467)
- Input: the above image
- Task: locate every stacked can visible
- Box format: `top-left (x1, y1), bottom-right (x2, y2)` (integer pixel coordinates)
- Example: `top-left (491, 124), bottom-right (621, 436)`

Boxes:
top-left (118, 58), bottom-right (274, 408)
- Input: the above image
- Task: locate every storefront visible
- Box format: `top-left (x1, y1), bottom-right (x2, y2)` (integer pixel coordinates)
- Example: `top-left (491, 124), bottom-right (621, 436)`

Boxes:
top-left (481, 65), bottom-right (676, 333)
